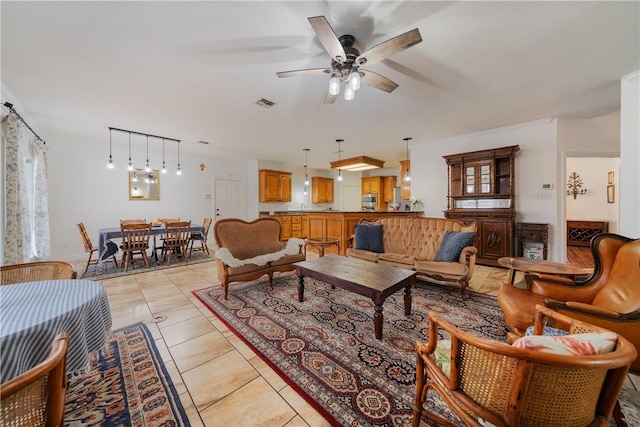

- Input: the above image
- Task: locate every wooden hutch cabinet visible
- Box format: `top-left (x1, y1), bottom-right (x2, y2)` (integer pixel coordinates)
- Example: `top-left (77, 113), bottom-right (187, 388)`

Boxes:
top-left (444, 145), bottom-right (520, 266)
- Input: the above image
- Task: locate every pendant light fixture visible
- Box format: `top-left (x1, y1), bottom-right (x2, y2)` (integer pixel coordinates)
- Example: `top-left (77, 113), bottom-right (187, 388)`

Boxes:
top-left (303, 148), bottom-right (310, 195)
top-left (403, 137), bottom-right (412, 182)
top-left (336, 139), bottom-right (344, 181)
top-left (161, 138), bottom-right (167, 174)
top-left (176, 141), bottom-right (182, 175)
top-left (144, 135), bottom-right (151, 172)
top-left (127, 132), bottom-right (133, 171)
top-left (107, 129), bottom-right (115, 169)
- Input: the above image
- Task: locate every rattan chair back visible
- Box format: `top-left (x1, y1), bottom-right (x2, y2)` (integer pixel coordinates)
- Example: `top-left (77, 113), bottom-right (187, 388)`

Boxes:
top-left (120, 222), bottom-right (152, 272)
top-left (162, 221), bottom-right (191, 265)
top-left (413, 305), bottom-right (636, 427)
top-left (1, 261), bottom-right (77, 285)
top-left (0, 333), bottom-right (70, 427)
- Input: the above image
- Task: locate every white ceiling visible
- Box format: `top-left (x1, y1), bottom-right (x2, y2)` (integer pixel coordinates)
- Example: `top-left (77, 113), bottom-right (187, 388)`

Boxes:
top-left (2, 1), bottom-right (638, 170)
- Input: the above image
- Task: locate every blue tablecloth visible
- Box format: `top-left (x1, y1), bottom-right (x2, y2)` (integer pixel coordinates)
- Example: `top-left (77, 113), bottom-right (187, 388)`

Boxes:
top-left (98, 224), bottom-right (204, 260)
top-left (0, 279), bottom-right (112, 383)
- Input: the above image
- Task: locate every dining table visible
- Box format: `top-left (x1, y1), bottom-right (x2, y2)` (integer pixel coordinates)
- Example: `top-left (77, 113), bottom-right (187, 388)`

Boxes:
top-left (0, 279), bottom-right (112, 383)
top-left (98, 223), bottom-right (204, 261)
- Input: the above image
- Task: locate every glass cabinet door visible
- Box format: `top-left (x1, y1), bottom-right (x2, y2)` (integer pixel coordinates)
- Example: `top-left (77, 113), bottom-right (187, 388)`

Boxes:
top-left (465, 166), bottom-right (475, 194)
top-left (480, 164), bottom-right (491, 193)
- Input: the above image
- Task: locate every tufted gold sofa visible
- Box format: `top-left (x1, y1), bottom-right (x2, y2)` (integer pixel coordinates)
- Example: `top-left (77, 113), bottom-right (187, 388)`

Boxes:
top-left (346, 217), bottom-right (477, 296)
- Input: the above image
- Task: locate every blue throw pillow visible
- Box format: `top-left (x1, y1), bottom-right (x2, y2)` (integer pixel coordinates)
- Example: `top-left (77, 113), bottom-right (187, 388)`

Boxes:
top-left (434, 231), bottom-right (476, 262)
top-left (354, 224), bottom-right (384, 253)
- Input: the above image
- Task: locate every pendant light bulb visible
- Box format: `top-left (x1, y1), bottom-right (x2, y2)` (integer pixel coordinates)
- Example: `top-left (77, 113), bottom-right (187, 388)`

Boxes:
top-left (162, 161), bottom-right (167, 174)
top-left (348, 71), bottom-right (361, 91)
top-left (329, 76), bottom-right (340, 96)
top-left (176, 141), bottom-right (181, 175)
top-left (303, 148), bottom-right (310, 186)
top-left (127, 132), bottom-right (133, 170)
top-left (344, 85), bottom-right (355, 101)
top-left (338, 170), bottom-right (343, 181)
top-left (107, 129), bottom-right (115, 168)
top-left (403, 137), bottom-right (412, 182)
top-left (144, 135), bottom-right (151, 172)
top-left (304, 186), bottom-right (308, 195)
top-left (304, 175), bottom-right (309, 186)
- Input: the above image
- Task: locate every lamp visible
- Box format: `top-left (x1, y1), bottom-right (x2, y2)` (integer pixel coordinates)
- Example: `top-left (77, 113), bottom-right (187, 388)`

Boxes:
top-left (303, 148), bottom-right (310, 185)
top-left (176, 141), bottom-right (182, 175)
top-left (107, 129), bottom-right (115, 169)
top-left (336, 139), bottom-right (343, 181)
top-left (403, 137), bottom-right (412, 182)
top-left (327, 69), bottom-right (362, 101)
top-left (566, 172), bottom-right (587, 199)
top-left (161, 138), bottom-right (167, 174)
top-left (330, 155), bottom-right (385, 172)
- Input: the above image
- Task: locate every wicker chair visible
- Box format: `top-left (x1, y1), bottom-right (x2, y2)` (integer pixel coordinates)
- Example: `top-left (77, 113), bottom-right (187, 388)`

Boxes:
top-left (120, 222), bottom-right (152, 272)
top-left (161, 221), bottom-right (191, 265)
top-left (1, 261), bottom-right (77, 285)
top-left (77, 222), bottom-right (118, 274)
top-left (413, 305), bottom-right (636, 427)
top-left (0, 333), bottom-right (70, 427)
top-left (189, 217), bottom-right (212, 256)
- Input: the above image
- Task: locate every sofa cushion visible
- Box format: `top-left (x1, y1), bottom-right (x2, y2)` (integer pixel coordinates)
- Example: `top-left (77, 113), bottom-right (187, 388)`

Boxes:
top-left (434, 231), bottom-right (476, 262)
top-left (346, 248), bottom-right (381, 262)
top-left (414, 260), bottom-right (469, 280)
top-left (354, 224), bottom-right (384, 253)
top-left (378, 252), bottom-right (415, 266)
top-left (512, 332), bottom-right (617, 356)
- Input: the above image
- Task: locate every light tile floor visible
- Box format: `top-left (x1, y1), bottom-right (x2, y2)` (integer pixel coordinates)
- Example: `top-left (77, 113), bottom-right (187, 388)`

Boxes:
top-left (97, 254), bottom-right (639, 427)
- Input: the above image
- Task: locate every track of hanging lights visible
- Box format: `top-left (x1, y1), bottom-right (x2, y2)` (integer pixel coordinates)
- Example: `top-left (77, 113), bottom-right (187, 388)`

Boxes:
top-left (107, 127), bottom-right (182, 175)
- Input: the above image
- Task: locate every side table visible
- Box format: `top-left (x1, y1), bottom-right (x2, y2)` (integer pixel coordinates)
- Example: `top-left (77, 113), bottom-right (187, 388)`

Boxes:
top-left (305, 237), bottom-right (340, 257)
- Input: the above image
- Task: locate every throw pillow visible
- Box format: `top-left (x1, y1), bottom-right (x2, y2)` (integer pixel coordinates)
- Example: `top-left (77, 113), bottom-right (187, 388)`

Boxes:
top-left (512, 332), bottom-right (617, 356)
top-left (354, 224), bottom-right (384, 253)
top-left (524, 326), bottom-right (568, 337)
top-left (432, 339), bottom-right (452, 378)
top-left (434, 231), bottom-right (476, 262)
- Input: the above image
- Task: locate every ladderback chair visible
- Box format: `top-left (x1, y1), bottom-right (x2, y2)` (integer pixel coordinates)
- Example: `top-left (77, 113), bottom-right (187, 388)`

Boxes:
top-left (413, 305), bottom-right (636, 427)
top-left (77, 222), bottom-right (118, 274)
top-left (498, 233), bottom-right (640, 372)
top-left (119, 219), bottom-right (146, 226)
top-left (161, 221), bottom-right (191, 265)
top-left (189, 217), bottom-right (212, 256)
top-left (120, 222), bottom-right (152, 272)
top-left (1, 333), bottom-right (70, 427)
top-left (1, 261), bottom-right (77, 285)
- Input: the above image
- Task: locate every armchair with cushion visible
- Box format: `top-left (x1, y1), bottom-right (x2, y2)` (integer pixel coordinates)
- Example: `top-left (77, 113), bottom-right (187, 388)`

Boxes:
top-left (413, 305), bottom-right (636, 427)
top-left (498, 233), bottom-right (640, 372)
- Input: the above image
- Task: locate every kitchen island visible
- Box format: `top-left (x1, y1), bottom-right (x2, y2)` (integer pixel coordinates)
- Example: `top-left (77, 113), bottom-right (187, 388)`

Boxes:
top-left (307, 211), bottom-right (422, 255)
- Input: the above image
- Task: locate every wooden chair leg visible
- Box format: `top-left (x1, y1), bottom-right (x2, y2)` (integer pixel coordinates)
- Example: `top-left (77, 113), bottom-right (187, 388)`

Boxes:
top-left (84, 253), bottom-right (93, 275)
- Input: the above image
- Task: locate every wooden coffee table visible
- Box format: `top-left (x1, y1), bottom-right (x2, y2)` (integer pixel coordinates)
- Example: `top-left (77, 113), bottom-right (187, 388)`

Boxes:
top-left (294, 255), bottom-right (416, 340)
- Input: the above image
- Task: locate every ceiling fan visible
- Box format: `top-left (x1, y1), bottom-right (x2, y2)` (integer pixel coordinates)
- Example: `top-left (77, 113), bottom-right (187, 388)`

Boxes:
top-left (276, 16), bottom-right (422, 104)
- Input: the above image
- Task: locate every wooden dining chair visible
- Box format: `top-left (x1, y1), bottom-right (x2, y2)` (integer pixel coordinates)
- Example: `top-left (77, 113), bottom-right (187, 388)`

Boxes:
top-left (77, 222), bottom-right (118, 274)
top-left (0, 333), bottom-right (70, 427)
top-left (1, 261), bottom-right (77, 285)
top-left (161, 221), bottom-right (191, 265)
top-left (120, 222), bottom-right (152, 272)
top-left (189, 217), bottom-right (212, 256)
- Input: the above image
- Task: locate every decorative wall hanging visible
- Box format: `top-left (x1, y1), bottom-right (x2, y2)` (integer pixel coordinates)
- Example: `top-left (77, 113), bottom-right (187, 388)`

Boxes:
top-left (566, 172), bottom-right (587, 199)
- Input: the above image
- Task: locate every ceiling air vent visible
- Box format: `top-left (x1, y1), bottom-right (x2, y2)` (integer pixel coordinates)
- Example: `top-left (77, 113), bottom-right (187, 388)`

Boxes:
top-left (256, 98), bottom-right (275, 108)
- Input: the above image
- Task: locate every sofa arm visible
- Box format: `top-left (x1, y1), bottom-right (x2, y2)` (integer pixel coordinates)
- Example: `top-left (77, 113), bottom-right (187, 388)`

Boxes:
top-left (347, 234), bottom-right (355, 249)
top-left (545, 299), bottom-right (640, 321)
top-left (458, 246), bottom-right (477, 269)
top-left (524, 273), bottom-right (600, 302)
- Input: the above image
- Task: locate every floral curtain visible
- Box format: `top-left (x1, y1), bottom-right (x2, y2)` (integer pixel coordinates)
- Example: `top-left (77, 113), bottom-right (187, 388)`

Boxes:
top-left (2, 111), bottom-right (51, 264)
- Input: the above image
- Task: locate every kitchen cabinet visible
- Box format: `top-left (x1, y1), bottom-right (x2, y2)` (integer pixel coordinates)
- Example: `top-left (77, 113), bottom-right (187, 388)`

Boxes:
top-left (443, 145), bottom-right (519, 266)
top-left (311, 177), bottom-right (334, 203)
top-left (267, 214), bottom-right (309, 240)
top-left (567, 221), bottom-right (608, 247)
top-left (361, 176), bottom-right (381, 195)
top-left (259, 169), bottom-right (292, 202)
top-left (383, 176), bottom-right (397, 202)
top-left (399, 160), bottom-right (411, 200)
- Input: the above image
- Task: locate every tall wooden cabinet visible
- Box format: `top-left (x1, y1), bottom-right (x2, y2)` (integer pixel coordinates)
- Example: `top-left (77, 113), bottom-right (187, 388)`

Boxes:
top-left (443, 145), bottom-right (520, 266)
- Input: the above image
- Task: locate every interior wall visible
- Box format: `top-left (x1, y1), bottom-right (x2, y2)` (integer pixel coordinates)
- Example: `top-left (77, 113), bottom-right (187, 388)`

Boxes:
top-left (620, 70), bottom-right (640, 237)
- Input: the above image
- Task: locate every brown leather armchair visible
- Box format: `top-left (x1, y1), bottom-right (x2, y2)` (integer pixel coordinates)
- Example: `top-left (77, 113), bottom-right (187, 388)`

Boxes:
top-left (498, 233), bottom-right (640, 372)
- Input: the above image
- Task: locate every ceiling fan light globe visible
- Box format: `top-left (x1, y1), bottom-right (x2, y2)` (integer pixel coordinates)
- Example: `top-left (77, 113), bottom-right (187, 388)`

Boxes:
top-left (348, 72), bottom-right (361, 91)
top-left (328, 76), bottom-right (341, 95)
top-left (344, 86), bottom-right (355, 101)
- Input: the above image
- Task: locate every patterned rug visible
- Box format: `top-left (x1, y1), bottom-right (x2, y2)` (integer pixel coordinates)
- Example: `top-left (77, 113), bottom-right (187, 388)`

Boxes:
top-left (64, 323), bottom-right (191, 427)
top-left (78, 250), bottom-right (213, 280)
top-left (193, 273), bottom-right (637, 427)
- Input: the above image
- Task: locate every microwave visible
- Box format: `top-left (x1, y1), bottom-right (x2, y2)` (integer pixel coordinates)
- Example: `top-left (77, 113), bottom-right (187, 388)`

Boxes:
top-left (362, 193), bottom-right (378, 205)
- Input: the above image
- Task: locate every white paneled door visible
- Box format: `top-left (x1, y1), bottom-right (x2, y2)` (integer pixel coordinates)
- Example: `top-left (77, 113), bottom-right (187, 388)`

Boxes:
top-left (214, 179), bottom-right (245, 221)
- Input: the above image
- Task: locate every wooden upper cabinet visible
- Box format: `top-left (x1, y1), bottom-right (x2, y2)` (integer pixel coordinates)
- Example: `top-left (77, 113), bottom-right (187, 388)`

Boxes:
top-left (399, 160), bottom-right (411, 199)
top-left (383, 176), bottom-right (397, 202)
top-left (311, 177), bottom-right (334, 203)
top-left (361, 176), bottom-right (381, 195)
top-left (259, 169), bottom-right (292, 202)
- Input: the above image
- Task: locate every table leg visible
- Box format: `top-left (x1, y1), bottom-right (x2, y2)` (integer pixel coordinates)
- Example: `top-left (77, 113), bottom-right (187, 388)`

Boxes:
top-left (404, 285), bottom-right (412, 316)
top-left (318, 246), bottom-right (325, 257)
top-left (297, 274), bottom-right (305, 302)
top-left (507, 268), bottom-right (515, 285)
top-left (373, 303), bottom-right (383, 340)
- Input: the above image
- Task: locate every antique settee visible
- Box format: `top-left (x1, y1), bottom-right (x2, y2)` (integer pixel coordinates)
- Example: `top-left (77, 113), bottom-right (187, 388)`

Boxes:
top-left (498, 233), bottom-right (640, 372)
top-left (346, 217), bottom-right (477, 296)
top-left (213, 217), bottom-right (306, 299)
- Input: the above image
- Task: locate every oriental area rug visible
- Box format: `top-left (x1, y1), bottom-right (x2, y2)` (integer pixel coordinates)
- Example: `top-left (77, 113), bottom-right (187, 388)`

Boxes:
top-left (78, 251), bottom-right (213, 281)
top-left (193, 274), bottom-right (637, 427)
top-left (64, 323), bottom-right (191, 427)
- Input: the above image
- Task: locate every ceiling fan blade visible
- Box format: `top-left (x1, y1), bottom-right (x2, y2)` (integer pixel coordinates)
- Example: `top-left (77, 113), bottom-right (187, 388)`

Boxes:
top-left (308, 16), bottom-right (347, 64)
top-left (324, 91), bottom-right (338, 105)
top-left (276, 68), bottom-right (333, 78)
top-left (355, 28), bottom-right (422, 67)
top-left (360, 70), bottom-right (399, 93)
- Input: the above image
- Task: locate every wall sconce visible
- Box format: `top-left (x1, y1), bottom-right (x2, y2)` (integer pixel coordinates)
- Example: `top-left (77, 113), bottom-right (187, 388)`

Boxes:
top-left (566, 171), bottom-right (587, 199)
